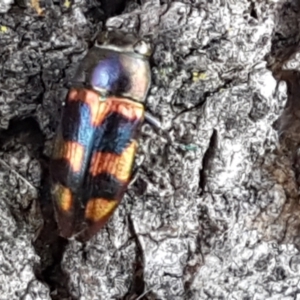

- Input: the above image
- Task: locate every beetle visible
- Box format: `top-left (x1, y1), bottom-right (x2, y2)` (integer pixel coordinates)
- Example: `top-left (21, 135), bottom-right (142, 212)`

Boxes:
top-left (50, 30), bottom-right (154, 241)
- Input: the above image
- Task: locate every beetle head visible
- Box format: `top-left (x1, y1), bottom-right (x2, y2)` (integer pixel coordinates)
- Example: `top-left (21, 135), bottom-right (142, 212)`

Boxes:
top-left (95, 30), bottom-right (152, 57)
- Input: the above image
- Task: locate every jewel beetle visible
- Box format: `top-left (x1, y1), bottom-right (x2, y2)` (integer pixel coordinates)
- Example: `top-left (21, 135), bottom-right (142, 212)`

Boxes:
top-left (50, 30), bottom-right (153, 241)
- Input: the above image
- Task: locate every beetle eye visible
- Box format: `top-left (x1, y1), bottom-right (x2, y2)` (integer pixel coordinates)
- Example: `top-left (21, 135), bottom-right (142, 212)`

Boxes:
top-left (134, 40), bottom-right (151, 55)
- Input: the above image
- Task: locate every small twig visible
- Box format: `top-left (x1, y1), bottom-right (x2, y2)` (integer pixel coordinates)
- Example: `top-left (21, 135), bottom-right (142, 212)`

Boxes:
top-left (30, 0), bottom-right (44, 16)
top-left (136, 287), bottom-right (156, 300)
top-left (0, 158), bottom-right (37, 194)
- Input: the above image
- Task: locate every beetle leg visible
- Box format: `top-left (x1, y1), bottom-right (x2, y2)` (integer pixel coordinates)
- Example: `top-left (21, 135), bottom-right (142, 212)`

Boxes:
top-left (128, 151), bottom-right (146, 188)
top-left (144, 111), bottom-right (162, 129)
top-left (144, 111), bottom-right (198, 152)
top-left (144, 111), bottom-right (172, 144)
top-left (128, 166), bottom-right (139, 188)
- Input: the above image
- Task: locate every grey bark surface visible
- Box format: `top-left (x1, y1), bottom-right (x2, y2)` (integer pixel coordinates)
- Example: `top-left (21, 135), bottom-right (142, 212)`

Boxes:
top-left (1, 0), bottom-right (300, 299)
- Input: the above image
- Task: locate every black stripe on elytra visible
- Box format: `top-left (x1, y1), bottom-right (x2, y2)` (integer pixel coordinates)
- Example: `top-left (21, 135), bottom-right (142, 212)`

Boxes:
top-left (61, 100), bottom-right (142, 156)
top-left (61, 100), bottom-right (97, 146)
top-left (84, 172), bottom-right (127, 202)
top-left (50, 158), bottom-right (83, 188)
top-left (93, 111), bottom-right (142, 155)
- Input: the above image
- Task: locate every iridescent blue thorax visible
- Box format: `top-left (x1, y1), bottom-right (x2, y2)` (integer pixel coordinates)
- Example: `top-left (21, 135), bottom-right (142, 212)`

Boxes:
top-left (91, 55), bottom-right (124, 92)
top-left (72, 31), bottom-right (151, 102)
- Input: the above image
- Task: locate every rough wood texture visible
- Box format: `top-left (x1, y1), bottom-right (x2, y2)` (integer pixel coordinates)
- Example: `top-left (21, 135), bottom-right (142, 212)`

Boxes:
top-left (1, 0), bottom-right (300, 299)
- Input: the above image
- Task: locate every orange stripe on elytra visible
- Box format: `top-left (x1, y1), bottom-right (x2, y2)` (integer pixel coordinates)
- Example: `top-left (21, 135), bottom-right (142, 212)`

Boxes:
top-left (85, 198), bottom-right (118, 222)
top-left (54, 141), bottom-right (85, 173)
top-left (53, 184), bottom-right (73, 212)
top-left (89, 141), bottom-right (137, 182)
top-left (108, 97), bottom-right (144, 121)
top-left (68, 88), bottom-right (109, 126)
top-left (66, 141), bottom-right (85, 172)
top-left (68, 89), bottom-right (144, 125)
